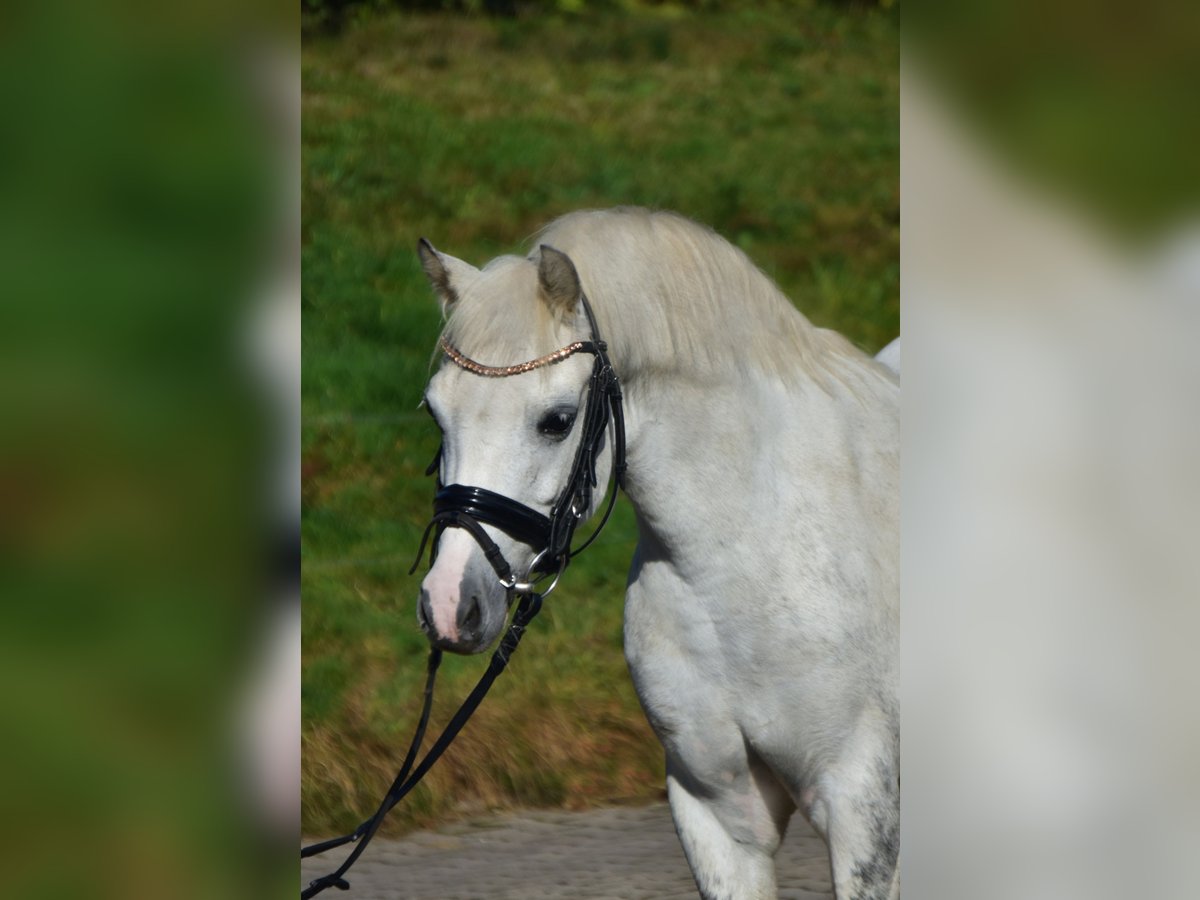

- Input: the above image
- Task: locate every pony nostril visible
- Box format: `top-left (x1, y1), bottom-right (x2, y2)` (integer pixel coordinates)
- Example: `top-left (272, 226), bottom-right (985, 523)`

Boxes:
top-left (458, 595), bottom-right (482, 636)
top-left (417, 589), bottom-right (433, 633)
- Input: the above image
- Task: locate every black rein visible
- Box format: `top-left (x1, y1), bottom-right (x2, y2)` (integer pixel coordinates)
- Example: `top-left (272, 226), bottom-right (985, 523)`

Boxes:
top-left (300, 294), bottom-right (625, 898)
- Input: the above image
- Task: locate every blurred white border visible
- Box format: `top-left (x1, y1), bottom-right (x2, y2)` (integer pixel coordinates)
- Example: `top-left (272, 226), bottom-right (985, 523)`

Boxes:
top-left (241, 42), bottom-right (301, 841)
top-left (903, 63), bottom-right (1200, 899)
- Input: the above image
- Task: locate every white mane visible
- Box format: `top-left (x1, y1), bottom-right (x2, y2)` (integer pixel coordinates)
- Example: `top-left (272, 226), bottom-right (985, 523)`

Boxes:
top-left (442, 207), bottom-right (891, 393)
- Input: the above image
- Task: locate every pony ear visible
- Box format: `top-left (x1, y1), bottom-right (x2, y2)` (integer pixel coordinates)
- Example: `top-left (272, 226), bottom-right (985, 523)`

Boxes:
top-left (417, 238), bottom-right (477, 313)
top-left (537, 245), bottom-right (582, 317)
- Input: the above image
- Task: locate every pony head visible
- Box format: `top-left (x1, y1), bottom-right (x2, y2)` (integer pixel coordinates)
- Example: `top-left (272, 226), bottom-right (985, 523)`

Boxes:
top-left (414, 239), bottom-right (616, 653)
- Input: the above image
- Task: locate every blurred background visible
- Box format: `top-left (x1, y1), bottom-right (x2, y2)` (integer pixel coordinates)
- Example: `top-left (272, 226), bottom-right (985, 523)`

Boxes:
top-left (0, 1), bottom-right (297, 898)
top-left (299, 0), bottom-right (898, 844)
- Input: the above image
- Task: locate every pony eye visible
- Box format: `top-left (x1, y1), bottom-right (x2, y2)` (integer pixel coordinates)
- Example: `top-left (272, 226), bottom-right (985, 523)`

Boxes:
top-left (537, 410), bottom-right (576, 439)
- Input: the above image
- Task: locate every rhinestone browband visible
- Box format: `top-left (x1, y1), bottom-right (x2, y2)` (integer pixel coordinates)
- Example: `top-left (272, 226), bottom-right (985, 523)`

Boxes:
top-left (439, 336), bottom-right (593, 377)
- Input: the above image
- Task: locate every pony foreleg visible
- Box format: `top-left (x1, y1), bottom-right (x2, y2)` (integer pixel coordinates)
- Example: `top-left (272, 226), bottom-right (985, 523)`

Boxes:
top-left (824, 788), bottom-right (900, 900)
top-left (817, 734), bottom-right (900, 900)
top-left (666, 759), bottom-right (791, 900)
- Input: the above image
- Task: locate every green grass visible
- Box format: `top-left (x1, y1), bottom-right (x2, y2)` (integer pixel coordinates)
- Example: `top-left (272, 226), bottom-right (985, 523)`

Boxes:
top-left (302, 5), bottom-right (897, 836)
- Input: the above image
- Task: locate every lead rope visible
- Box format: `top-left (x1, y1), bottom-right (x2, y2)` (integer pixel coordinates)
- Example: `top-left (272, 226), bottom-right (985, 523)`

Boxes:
top-left (300, 591), bottom-right (544, 898)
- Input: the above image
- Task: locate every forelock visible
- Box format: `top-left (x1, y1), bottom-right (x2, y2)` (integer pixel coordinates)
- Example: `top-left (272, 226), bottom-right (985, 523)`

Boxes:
top-left (440, 255), bottom-right (572, 367)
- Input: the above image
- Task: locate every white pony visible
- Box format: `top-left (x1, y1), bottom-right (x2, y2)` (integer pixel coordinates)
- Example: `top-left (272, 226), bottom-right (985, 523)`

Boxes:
top-left (416, 208), bottom-right (899, 900)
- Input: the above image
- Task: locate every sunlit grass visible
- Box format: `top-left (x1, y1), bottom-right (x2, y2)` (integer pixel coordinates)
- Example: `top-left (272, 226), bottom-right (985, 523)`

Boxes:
top-left (302, 4), bottom-right (897, 836)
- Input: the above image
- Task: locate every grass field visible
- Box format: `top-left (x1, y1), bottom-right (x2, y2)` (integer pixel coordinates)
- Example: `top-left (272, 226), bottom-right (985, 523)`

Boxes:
top-left (302, 4), bottom-right (898, 837)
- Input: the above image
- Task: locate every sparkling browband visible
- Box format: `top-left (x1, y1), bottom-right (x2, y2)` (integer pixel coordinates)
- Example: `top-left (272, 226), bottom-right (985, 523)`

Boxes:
top-left (440, 336), bottom-right (593, 377)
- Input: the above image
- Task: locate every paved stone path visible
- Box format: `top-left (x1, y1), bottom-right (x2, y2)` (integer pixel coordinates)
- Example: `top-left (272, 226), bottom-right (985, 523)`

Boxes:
top-left (302, 803), bottom-right (833, 899)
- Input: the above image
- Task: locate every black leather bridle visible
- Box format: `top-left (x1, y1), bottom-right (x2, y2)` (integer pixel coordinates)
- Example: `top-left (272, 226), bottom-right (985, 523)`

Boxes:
top-left (300, 293), bottom-right (625, 899)
top-left (411, 291), bottom-right (627, 596)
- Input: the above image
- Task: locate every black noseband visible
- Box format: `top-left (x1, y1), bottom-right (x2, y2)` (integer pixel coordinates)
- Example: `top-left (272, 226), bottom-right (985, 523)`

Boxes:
top-left (410, 293), bottom-right (626, 593)
top-left (434, 484), bottom-right (551, 550)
